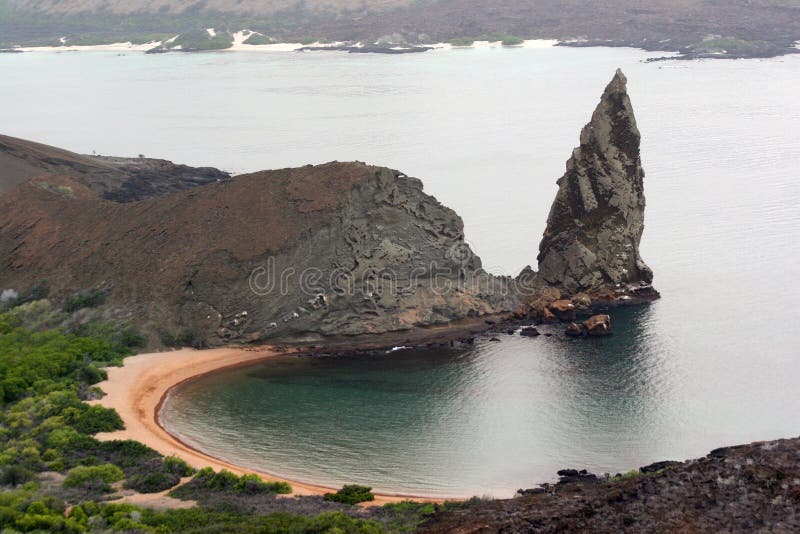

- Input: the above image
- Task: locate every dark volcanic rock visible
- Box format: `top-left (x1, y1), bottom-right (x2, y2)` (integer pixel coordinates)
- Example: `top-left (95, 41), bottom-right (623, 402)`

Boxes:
top-left (537, 69), bottom-right (655, 296)
top-left (420, 436), bottom-right (800, 533)
top-left (584, 314), bottom-right (612, 336)
top-left (639, 460), bottom-right (681, 474)
top-left (565, 322), bottom-right (585, 337)
top-left (548, 299), bottom-right (576, 321)
top-left (519, 326), bottom-right (540, 337)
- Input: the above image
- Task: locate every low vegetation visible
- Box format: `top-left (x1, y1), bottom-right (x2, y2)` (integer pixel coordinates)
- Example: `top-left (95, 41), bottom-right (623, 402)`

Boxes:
top-left (324, 484), bottom-right (376, 505)
top-left (449, 37), bottom-right (475, 47)
top-left (62, 288), bottom-right (107, 313)
top-left (242, 33), bottom-right (274, 45)
top-left (690, 37), bottom-right (777, 56)
top-left (173, 467), bottom-right (293, 496)
top-left (150, 29), bottom-right (234, 52)
top-left (448, 34), bottom-right (524, 47)
top-left (0, 298), bottom-right (472, 532)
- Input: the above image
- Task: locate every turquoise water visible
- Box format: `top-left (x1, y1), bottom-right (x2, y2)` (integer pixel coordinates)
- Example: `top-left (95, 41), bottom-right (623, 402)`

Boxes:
top-left (2, 46), bottom-right (799, 497)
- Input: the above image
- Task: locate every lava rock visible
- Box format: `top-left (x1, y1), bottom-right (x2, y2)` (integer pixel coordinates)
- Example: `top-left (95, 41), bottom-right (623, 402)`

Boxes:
top-left (565, 323), bottom-right (585, 337)
top-left (537, 70), bottom-right (656, 296)
top-left (549, 299), bottom-right (576, 321)
top-left (584, 314), bottom-right (612, 336)
top-left (639, 460), bottom-right (681, 474)
top-left (520, 326), bottom-right (541, 337)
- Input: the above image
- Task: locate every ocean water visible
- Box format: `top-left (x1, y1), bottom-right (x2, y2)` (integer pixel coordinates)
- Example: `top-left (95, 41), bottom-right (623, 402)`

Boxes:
top-left (3, 46), bottom-right (799, 498)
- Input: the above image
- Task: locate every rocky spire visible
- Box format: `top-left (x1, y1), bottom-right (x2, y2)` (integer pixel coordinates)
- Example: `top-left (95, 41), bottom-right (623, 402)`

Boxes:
top-left (537, 69), bottom-right (654, 295)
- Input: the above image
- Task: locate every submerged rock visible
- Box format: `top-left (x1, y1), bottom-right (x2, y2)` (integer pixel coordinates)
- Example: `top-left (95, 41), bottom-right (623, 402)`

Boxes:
top-left (565, 322), bottom-right (584, 337)
top-left (520, 326), bottom-right (540, 337)
top-left (537, 69), bottom-right (655, 296)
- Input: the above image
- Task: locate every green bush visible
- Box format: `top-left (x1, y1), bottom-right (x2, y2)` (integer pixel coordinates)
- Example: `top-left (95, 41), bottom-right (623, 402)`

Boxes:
top-left (168, 29), bottom-right (233, 51)
top-left (71, 405), bottom-right (124, 434)
top-left (501, 35), bottom-right (524, 46)
top-left (0, 466), bottom-right (34, 487)
top-left (234, 473), bottom-right (292, 495)
top-left (125, 470), bottom-right (181, 493)
top-left (243, 33), bottom-right (273, 45)
top-left (324, 484), bottom-right (375, 505)
top-left (164, 456), bottom-right (195, 477)
top-left (62, 289), bottom-right (106, 313)
top-left (202, 468), bottom-right (239, 491)
top-left (450, 37), bottom-right (475, 47)
top-left (63, 464), bottom-right (124, 491)
top-left (178, 468), bottom-right (293, 496)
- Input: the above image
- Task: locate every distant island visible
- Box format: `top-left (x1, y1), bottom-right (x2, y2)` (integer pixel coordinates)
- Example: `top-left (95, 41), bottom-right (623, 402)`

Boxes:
top-left (1, 0), bottom-right (799, 59)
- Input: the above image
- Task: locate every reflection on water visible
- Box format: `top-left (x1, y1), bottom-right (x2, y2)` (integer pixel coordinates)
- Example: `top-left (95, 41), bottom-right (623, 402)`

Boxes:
top-left (161, 307), bottom-right (680, 497)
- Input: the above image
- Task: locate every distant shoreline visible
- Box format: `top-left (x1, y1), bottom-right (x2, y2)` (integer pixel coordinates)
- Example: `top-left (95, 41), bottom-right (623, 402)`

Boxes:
top-left (7, 37), bottom-right (560, 55)
top-left (90, 346), bottom-right (446, 505)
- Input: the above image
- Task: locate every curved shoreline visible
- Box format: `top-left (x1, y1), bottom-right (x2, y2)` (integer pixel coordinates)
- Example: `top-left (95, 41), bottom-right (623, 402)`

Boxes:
top-left (91, 346), bottom-right (445, 505)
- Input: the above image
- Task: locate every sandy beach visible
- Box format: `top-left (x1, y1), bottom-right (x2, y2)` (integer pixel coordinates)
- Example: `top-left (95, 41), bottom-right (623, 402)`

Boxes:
top-left (91, 346), bottom-right (440, 505)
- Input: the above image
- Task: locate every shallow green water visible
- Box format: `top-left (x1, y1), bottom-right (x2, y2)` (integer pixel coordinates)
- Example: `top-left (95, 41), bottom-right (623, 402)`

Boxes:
top-left (3, 46), bottom-right (799, 497)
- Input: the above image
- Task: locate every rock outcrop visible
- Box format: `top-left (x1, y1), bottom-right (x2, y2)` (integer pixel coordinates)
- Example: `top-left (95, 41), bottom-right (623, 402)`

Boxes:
top-left (537, 69), bottom-right (655, 297)
top-left (420, 436), bottom-right (800, 533)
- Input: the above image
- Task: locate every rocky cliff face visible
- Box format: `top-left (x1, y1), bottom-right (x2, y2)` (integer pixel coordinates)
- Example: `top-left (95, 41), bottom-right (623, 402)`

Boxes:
top-left (537, 69), bottom-right (655, 297)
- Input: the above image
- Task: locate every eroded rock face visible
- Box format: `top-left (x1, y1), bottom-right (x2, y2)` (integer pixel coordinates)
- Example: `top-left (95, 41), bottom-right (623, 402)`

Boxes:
top-left (537, 69), bottom-right (654, 295)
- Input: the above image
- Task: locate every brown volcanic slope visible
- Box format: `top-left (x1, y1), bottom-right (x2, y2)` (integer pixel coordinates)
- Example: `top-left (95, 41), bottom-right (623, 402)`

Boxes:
top-left (0, 134), bottom-right (229, 202)
top-left (0, 138), bottom-right (516, 346)
top-left (0, 134), bottom-right (117, 196)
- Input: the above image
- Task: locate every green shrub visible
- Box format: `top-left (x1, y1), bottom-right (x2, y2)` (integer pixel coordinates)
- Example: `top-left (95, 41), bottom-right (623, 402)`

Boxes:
top-left (324, 484), bottom-right (375, 505)
top-left (501, 35), bottom-right (524, 46)
top-left (62, 289), bottom-right (106, 313)
top-left (243, 33), bottom-right (273, 45)
top-left (203, 469), bottom-right (239, 491)
top-left (63, 464), bottom-right (124, 491)
top-left (0, 466), bottom-right (34, 487)
top-left (179, 468), bottom-right (292, 496)
top-left (164, 456), bottom-right (195, 477)
top-left (71, 405), bottom-right (124, 435)
top-left (233, 474), bottom-right (292, 495)
top-left (168, 30), bottom-right (233, 51)
top-left (125, 470), bottom-right (181, 493)
top-left (450, 37), bottom-right (475, 47)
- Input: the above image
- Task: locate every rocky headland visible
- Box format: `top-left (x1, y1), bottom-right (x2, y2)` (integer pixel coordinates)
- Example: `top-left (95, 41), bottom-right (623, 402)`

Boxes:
top-left (419, 436), bottom-right (800, 532)
top-left (0, 70), bottom-right (656, 348)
